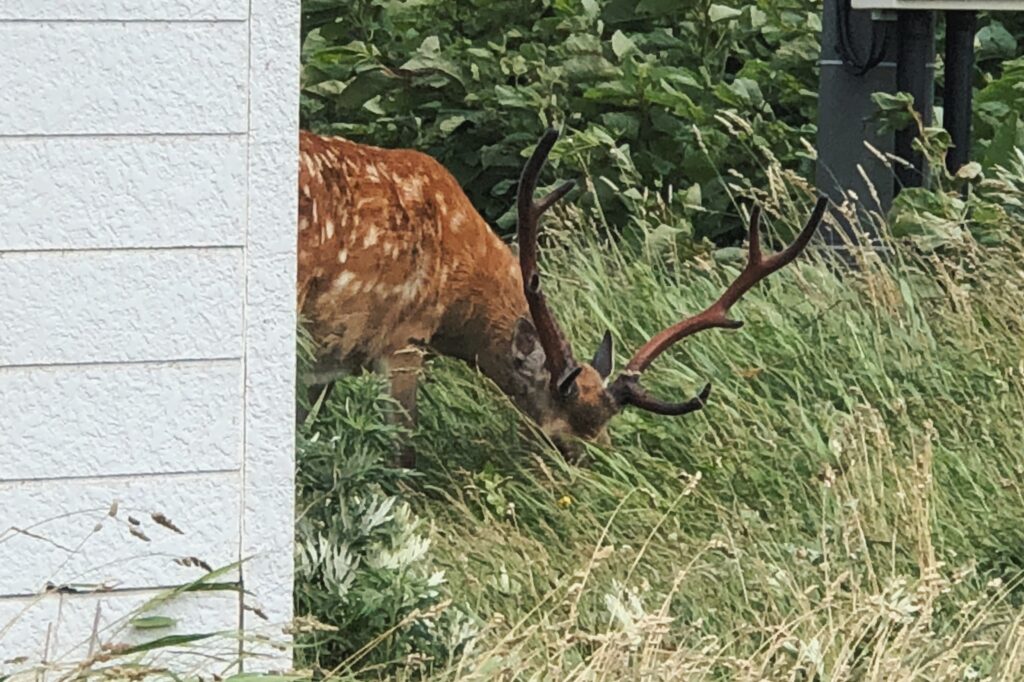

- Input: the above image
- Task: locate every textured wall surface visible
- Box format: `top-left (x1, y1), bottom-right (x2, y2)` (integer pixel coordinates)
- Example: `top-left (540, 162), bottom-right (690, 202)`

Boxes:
top-left (0, 136), bottom-right (247, 250)
top-left (0, 0), bottom-right (299, 676)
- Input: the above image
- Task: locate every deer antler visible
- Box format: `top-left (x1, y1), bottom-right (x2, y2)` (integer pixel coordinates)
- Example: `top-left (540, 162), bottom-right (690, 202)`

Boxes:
top-left (609, 196), bottom-right (829, 413)
top-left (517, 129), bottom-right (579, 394)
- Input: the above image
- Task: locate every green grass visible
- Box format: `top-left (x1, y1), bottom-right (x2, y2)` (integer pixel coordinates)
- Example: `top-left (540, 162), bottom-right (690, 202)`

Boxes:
top-left (13, 167), bottom-right (1022, 681)
top-left (294, 189), bottom-right (1024, 680)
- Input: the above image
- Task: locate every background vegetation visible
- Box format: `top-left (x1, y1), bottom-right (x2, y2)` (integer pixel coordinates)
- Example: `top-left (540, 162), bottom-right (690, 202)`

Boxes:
top-left (299, 0), bottom-right (1024, 245)
top-left (289, 2), bottom-right (1024, 679)
top-left (292, 159), bottom-right (1024, 679)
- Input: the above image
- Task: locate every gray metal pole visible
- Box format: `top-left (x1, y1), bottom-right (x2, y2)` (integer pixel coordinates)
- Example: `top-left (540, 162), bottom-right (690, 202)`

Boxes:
top-left (815, 0), bottom-right (897, 248)
top-left (894, 10), bottom-right (936, 191)
top-left (943, 10), bottom-right (978, 175)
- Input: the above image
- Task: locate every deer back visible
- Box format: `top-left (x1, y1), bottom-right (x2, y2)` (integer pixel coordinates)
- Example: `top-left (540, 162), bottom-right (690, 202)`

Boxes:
top-left (297, 131), bottom-right (525, 371)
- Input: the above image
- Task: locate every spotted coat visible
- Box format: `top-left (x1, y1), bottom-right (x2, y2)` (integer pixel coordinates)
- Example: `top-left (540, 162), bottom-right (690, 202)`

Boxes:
top-left (297, 131), bottom-right (529, 390)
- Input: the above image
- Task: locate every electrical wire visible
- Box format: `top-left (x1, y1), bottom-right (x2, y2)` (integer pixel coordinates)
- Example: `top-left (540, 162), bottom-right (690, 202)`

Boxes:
top-left (835, 0), bottom-right (890, 75)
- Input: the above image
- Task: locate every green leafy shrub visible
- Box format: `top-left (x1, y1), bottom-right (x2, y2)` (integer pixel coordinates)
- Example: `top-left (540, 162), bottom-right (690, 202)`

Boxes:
top-left (293, 330), bottom-right (477, 674)
top-left (300, 0), bottom-right (820, 244)
top-left (290, 3), bottom-right (1024, 678)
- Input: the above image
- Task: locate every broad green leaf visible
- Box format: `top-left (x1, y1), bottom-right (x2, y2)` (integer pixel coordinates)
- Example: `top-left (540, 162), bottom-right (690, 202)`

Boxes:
top-left (983, 112), bottom-right (1024, 170)
top-left (418, 35), bottom-right (440, 56)
top-left (708, 4), bottom-right (742, 22)
top-left (684, 183), bottom-right (702, 207)
top-left (438, 115), bottom-right (467, 134)
top-left (870, 91), bottom-right (917, 133)
top-left (749, 7), bottom-right (768, 29)
top-left (611, 30), bottom-right (637, 59)
top-left (638, 0), bottom-right (682, 16)
top-left (363, 95), bottom-right (385, 116)
top-left (332, 71), bottom-right (392, 110)
top-left (976, 21), bottom-right (1016, 62)
top-left (955, 162), bottom-right (982, 180)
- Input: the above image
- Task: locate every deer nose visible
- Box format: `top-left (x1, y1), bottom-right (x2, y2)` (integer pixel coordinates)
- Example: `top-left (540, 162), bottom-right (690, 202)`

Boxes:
top-left (551, 434), bottom-right (583, 463)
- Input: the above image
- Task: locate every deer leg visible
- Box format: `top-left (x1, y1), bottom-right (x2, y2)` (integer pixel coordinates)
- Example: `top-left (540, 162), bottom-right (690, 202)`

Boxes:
top-left (297, 352), bottom-right (349, 425)
top-left (296, 381), bottom-right (335, 425)
top-left (383, 345), bottom-right (425, 468)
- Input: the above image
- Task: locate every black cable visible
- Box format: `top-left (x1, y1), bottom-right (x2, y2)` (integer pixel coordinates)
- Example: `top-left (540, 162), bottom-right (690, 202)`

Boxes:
top-left (835, 0), bottom-right (890, 76)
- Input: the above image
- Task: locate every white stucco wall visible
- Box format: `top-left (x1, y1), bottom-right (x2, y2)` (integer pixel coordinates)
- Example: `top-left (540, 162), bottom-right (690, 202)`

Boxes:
top-left (0, 1), bottom-right (299, 676)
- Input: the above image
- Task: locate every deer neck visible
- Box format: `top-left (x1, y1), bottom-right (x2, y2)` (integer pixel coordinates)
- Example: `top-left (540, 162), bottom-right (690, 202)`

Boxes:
top-left (476, 316), bottom-right (545, 416)
top-left (431, 241), bottom-right (548, 423)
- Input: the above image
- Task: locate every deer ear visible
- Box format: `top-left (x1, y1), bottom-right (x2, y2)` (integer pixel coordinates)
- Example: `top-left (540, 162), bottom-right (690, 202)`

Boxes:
top-left (511, 316), bottom-right (539, 363)
top-left (591, 330), bottom-right (613, 379)
top-left (557, 366), bottom-right (583, 398)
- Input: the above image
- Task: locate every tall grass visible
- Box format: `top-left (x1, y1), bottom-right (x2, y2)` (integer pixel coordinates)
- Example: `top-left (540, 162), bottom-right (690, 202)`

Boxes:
top-left (294, 162), bottom-right (1024, 679)
top-left (9, 153), bottom-right (1023, 680)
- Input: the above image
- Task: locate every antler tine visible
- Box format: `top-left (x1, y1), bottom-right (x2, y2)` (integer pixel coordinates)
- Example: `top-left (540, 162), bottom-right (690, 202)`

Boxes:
top-left (614, 379), bottom-right (712, 416)
top-left (517, 128), bottom-right (578, 391)
top-left (609, 196), bottom-right (828, 412)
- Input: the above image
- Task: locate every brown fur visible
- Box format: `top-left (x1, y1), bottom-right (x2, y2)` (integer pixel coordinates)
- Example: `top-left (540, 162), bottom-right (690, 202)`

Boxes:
top-left (299, 131), bottom-right (518, 366)
top-left (296, 131), bottom-right (616, 462)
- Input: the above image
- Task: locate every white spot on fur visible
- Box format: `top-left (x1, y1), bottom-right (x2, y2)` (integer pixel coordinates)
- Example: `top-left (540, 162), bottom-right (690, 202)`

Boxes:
top-left (338, 249), bottom-right (348, 264)
top-left (404, 176), bottom-right (425, 201)
top-left (325, 219), bottom-right (335, 239)
top-left (333, 271), bottom-right (356, 292)
top-left (363, 228), bottom-right (379, 248)
top-left (299, 217), bottom-right (310, 232)
top-left (364, 164), bottom-right (381, 181)
top-left (312, 200), bottom-right (319, 224)
top-left (450, 211), bottom-right (468, 233)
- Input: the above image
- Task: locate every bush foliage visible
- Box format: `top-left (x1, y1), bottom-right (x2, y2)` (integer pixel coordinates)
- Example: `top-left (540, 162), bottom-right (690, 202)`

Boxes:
top-left (289, 2), bottom-right (1024, 679)
top-left (300, 0), bottom-right (821, 243)
top-left (300, 1), bottom-right (1024, 247)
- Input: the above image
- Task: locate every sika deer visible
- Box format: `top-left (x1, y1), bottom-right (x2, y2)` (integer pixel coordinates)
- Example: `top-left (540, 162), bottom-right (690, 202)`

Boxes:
top-left (297, 128), bottom-right (828, 466)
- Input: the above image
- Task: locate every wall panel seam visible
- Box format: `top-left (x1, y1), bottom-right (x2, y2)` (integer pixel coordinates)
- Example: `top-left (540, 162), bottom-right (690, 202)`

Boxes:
top-left (0, 19), bottom-right (247, 26)
top-left (0, 245), bottom-right (245, 256)
top-left (0, 467), bottom-right (242, 486)
top-left (0, 132), bottom-right (246, 141)
top-left (0, 356), bottom-right (242, 372)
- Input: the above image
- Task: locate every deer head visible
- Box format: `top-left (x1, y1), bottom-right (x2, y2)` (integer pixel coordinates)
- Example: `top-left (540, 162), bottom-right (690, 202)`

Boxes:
top-left (511, 129), bottom-right (829, 453)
